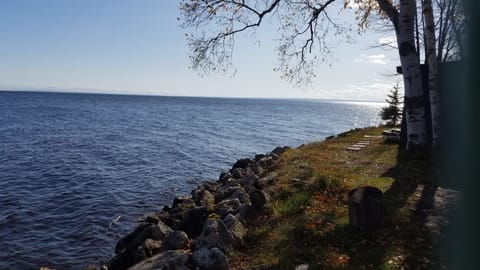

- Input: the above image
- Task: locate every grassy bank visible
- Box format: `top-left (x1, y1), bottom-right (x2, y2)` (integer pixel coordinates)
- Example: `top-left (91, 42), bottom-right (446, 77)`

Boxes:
top-left (229, 127), bottom-right (457, 269)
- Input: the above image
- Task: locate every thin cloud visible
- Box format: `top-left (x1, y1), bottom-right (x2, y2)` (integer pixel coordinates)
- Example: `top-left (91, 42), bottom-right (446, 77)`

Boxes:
top-left (354, 54), bottom-right (388, 64)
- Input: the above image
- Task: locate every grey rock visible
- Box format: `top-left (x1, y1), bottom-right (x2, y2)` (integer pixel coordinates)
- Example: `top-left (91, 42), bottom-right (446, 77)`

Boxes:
top-left (243, 174), bottom-right (259, 188)
top-left (271, 146), bottom-right (290, 155)
top-left (196, 218), bottom-right (234, 253)
top-left (254, 154), bottom-right (267, 162)
top-left (251, 163), bottom-right (265, 177)
top-left (232, 158), bottom-right (251, 169)
top-left (178, 206), bottom-right (210, 237)
top-left (214, 184), bottom-right (243, 203)
top-left (142, 239), bottom-right (163, 257)
top-left (230, 168), bottom-right (245, 179)
top-left (192, 189), bottom-right (215, 207)
top-left (163, 231), bottom-right (189, 250)
top-left (257, 173), bottom-right (277, 189)
top-left (192, 248), bottom-right (229, 270)
top-left (172, 196), bottom-right (196, 210)
top-left (258, 156), bottom-right (274, 168)
top-left (244, 166), bottom-right (255, 177)
top-left (149, 221), bottom-right (174, 241)
top-left (229, 189), bottom-right (251, 205)
top-left (250, 190), bottom-right (270, 211)
top-left (235, 204), bottom-right (253, 221)
top-left (115, 224), bottom-right (149, 254)
top-left (219, 171), bottom-right (232, 182)
top-left (126, 250), bottom-right (191, 270)
top-left (295, 264), bottom-right (309, 270)
top-left (113, 220), bottom-right (171, 260)
top-left (110, 221), bottom-right (175, 269)
top-left (223, 214), bottom-right (246, 246)
top-left (201, 181), bottom-right (221, 193)
top-left (215, 198), bottom-right (241, 217)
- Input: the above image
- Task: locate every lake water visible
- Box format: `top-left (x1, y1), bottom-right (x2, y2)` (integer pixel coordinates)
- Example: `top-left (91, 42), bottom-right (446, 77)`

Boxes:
top-left (0, 91), bottom-right (384, 269)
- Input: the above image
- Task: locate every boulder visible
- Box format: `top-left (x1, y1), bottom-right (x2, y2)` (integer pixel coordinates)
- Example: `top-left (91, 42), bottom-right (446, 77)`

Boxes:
top-left (257, 156), bottom-right (274, 168)
top-left (167, 204), bottom-right (196, 229)
top-left (172, 196), bottom-right (196, 210)
top-left (115, 224), bottom-right (149, 254)
top-left (271, 146), bottom-right (290, 155)
top-left (214, 184), bottom-right (243, 203)
top-left (114, 221), bottom-right (171, 254)
top-left (142, 239), bottom-right (163, 257)
top-left (230, 168), bottom-right (245, 179)
top-left (235, 204), bottom-right (253, 221)
top-left (223, 214), bottom-right (246, 246)
top-left (192, 189), bottom-right (215, 207)
top-left (109, 252), bottom-right (137, 270)
top-left (151, 211), bottom-right (171, 225)
top-left (201, 181), bottom-right (221, 193)
top-left (126, 250), bottom-right (192, 270)
top-left (192, 248), bottom-right (229, 270)
top-left (215, 198), bottom-right (241, 217)
top-left (232, 158), bottom-right (251, 169)
top-left (257, 173), bottom-right (277, 189)
top-left (163, 231), bottom-right (189, 250)
top-left (196, 218), bottom-right (234, 253)
top-left (250, 190), bottom-right (271, 212)
top-left (229, 189), bottom-right (251, 205)
top-left (254, 154), bottom-right (267, 162)
top-left (109, 221), bottom-right (175, 270)
top-left (348, 186), bottom-right (384, 232)
top-left (218, 171), bottom-right (232, 182)
top-left (242, 174), bottom-right (259, 188)
top-left (178, 206), bottom-right (210, 237)
top-left (250, 163), bottom-right (265, 177)
top-left (149, 221), bottom-right (174, 241)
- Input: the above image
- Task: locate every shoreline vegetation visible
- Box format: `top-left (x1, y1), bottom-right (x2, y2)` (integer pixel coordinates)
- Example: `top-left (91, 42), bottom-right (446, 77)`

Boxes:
top-left (81, 126), bottom-right (459, 270)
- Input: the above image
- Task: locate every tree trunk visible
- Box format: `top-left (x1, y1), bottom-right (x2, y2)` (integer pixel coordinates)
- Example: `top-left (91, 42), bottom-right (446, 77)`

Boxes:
top-left (396, 0), bottom-right (428, 149)
top-left (376, 0), bottom-right (428, 150)
top-left (423, 0), bottom-right (440, 147)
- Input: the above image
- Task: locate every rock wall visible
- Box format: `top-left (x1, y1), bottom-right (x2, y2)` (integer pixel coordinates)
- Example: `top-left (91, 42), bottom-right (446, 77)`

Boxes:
top-left (104, 146), bottom-right (290, 270)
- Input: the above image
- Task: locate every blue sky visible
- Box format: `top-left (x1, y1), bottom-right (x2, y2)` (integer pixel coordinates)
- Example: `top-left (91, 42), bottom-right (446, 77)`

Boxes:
top-left (0, 0), bottom-right (400, 101)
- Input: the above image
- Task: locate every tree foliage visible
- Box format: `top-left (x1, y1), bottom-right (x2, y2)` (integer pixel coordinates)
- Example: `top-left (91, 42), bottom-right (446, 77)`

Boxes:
top-left (380, 81), bottom-right (402, 126)
top-left (180, 0), bottom-right (358, 86)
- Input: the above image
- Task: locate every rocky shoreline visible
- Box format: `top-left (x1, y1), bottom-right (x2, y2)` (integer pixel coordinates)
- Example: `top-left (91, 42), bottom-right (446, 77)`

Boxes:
top-left (101, 146), bottom-right (291, 270)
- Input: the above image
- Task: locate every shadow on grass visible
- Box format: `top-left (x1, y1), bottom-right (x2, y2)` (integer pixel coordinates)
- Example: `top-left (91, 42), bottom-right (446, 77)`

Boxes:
top-left (240, 144), bottom-right (447, 269)
top-left (311, 145), bottom-right (441, 269)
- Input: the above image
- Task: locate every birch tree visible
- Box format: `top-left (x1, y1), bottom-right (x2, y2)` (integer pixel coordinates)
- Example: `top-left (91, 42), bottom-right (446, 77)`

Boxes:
top-left (374, 0), bottom-right (428, 148)
top-left (180, 0), bottom-right (429, 149)
top-left (422, 0), bottom-right (440, 146)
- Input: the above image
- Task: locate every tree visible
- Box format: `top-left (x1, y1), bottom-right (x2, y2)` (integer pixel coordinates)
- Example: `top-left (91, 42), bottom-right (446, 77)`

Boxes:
top-left (423, 0), bottom-right (440, 146)
top-left (435, 0), bottom-right (467, 63)
top-left (179, 0), bottom-right (429, 150)
top-left (428, 0), bottom-right (466, 147)
top-left (380, 82), bottom-right (402, 126)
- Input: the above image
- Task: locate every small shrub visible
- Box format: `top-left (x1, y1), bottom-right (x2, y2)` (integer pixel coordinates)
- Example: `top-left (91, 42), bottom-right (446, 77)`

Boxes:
top-left (313, 174), bottom-right (329, 191)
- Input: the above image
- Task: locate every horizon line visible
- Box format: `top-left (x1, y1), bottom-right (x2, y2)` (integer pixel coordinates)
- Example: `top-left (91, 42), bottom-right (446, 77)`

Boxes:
top-left (0, 88), bottom-right (386, 103)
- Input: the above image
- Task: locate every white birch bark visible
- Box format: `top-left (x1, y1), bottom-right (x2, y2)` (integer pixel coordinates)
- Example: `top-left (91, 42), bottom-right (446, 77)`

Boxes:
top-left (423, 0), bottom-right (440, 146)
top-left (377, 0), bottom-right (428, 149)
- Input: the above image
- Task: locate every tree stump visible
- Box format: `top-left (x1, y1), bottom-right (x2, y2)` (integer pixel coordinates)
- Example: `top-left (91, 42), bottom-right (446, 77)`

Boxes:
top-left (348, 186), bottom-right (384, 232)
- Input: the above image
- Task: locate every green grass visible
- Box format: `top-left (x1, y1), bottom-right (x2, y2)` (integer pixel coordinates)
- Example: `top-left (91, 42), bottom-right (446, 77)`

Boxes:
top-left (229, 127), bottom-right (448, 270)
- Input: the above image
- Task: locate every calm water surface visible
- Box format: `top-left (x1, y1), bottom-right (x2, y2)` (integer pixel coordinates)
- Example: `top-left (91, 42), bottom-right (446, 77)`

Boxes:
top-left (0, 91), bottom-right (384, 269)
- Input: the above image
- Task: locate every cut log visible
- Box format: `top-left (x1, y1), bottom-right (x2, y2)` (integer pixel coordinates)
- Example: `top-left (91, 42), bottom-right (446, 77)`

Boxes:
top-left (348, 186), bottom-right (384, 232)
